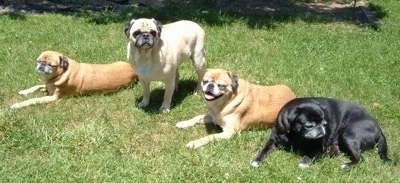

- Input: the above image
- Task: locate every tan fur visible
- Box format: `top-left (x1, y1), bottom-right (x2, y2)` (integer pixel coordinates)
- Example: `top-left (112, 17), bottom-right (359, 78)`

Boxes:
top-left (10, 50), bottom-right (138, 109)
top-left (176, 68), bottom-right (296, 148)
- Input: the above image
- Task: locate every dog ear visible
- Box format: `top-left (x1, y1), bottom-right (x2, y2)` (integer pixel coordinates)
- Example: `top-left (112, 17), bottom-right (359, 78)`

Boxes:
top-left (59, 56), bottom-right (69, 69)
top-left (228, 72), bottom-right (239, 91)
top-left (152, 18), bottom-right (162, 37)
top-left (276, 106), bottom-right (301, 134)
top-left (124, 21), bottom-right (133, 38)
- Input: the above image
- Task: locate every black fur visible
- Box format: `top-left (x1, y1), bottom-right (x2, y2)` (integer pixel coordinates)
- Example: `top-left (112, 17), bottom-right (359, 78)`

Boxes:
top-left (252, 97), bottom-right (391, 168)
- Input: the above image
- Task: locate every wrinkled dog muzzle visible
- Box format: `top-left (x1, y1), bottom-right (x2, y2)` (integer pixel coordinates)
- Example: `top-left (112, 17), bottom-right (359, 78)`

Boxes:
top-left (202, 82), bottom-right (224, 101)
top-left (303, 120), bottom-right (327, 139)
top-left (135, 31), bottom-right (156, 48)
top-left (36, 61), bottom-right (56, 75)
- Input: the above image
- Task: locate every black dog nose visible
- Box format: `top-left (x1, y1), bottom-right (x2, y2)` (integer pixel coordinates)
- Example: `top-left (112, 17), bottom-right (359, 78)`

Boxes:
top-left (207, 83), bottom-right (214, 91)
top-left (142, 33), bottom-right (151, 39)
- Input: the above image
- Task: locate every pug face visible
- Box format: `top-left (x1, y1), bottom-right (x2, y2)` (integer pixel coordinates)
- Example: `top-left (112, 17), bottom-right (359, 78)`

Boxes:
top-left (36, 51), bottom-right (69, 76)
top-left (292, 106), bottom-right (328, 139)
top-left (201, 69), bottom-right (238, 102)
top-left (124, 18), bottom-right (162, 49)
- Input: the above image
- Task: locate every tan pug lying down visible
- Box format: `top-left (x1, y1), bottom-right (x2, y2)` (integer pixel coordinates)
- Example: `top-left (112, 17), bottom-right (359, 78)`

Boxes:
top-left (11, 50), bottom-right (138, 109)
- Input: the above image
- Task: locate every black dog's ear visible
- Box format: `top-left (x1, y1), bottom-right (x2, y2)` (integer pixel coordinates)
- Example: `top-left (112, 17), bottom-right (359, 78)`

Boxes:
top-left (152, 18), bottom-right (162, 37)
top-left (59, 56), bottom-right (69, 69)
top-left (124, 21), bottom-right (133, 38)
top-left (276, 106), bottom-right (301, 134)
top-left (228, 72), bottom-right (239, 91)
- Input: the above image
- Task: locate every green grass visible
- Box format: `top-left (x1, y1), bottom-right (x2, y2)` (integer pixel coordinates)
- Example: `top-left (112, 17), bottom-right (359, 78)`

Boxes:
top-left (0, 0), bottom-right (399, 182)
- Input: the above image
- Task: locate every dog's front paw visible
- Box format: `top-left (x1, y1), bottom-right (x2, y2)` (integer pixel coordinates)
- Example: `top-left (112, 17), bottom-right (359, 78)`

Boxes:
top-left (251, 161), bottom-right (262, 168)
top-left (327, 145), bottom-right (339, 157)
top-left (137, 100), bottom-right (149, 108)
top-left (158, 106), bottom-right (170, 114)
top-left (298, 156), bottom-right (312, 168)
top-left (10, 103), bottom-right (21, 109)
top-left (18, 90), bottom-right (30, 96)
top-left (186, 140), bottom-right (204, 149)
top-left (176, 121), bottom-right (193, 128)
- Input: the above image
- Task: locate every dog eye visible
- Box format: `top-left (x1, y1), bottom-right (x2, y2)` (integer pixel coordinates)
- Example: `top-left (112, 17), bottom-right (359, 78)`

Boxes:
top-left (304, 122), bottom-right (315, 128)
top-left (150, 30), bottom-right (157, 37)
top-left (217, 84), bottom-right (226, 89)
top-left (132, 30), bottom-right (141, 37)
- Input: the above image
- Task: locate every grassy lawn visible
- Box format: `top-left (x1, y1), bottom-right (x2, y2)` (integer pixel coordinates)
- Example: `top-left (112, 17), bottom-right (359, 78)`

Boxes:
top-left (0, 0), bottom-right (399, 182)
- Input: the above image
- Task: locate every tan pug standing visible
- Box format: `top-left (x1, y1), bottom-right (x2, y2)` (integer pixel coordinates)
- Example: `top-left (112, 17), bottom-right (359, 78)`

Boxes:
top-left (176, 68), bottom-right (296, 148)
top-left (10, 50), bottom-right (138, 109)
top-left (124, 18), bottom-right (206, 113)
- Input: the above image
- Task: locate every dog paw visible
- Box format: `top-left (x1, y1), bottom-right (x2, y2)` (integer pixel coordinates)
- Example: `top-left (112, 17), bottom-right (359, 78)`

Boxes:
top-left (340, 164), bottom-right (350, 169)
top-left (10, 103), bottom-right (21, 109)
top-left (18, 90), bottom-right (30, 96)
top-left (186, 140), bottom-right (204, 149)
top-left (326, 145), bottom-right (339, 157)
top-left (137, 100), bottom-right (149, 108)
top-left (298, 162), bottom-right (311, 169)
top-left (251, 161), bottom-right (261, 168)
top-left (340, 163), bottom-right (354, 169)
top-left (176, 121), bottom-right (192, 128)
top-left (158, 106), bottom-right (170, 114)
top-left (298, 156), bottom-right (312, 168)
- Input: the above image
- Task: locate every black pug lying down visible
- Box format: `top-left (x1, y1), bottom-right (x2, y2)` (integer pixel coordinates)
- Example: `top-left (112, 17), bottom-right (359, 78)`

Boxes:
top-left (251, 97), bottom-right (392, 169)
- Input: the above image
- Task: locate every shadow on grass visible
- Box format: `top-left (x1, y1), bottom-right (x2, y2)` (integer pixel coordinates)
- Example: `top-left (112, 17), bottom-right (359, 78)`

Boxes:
top-left (134, 78), bottom-right (199, 114)
top-left (0, 0), bottom-right (387, 29)
top-left (204, 122), bottom-right (223, 134)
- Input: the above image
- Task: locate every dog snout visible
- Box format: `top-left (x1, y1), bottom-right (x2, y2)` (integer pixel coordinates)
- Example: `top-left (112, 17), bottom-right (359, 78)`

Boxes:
top-left (316, 125), bottom-right (326, 137)
top-left (140, 32), bottom-right (153, 41)
top-left (135, 33), bottom-right (155, 47)
top-left (206, 83), bottom-right (215, 92)
top-left (37, 65), bottom-right (46, 72)
top-left (319, 125), bottom-right (326, 135)
top-left (141, 33), bottom-right (152, 40)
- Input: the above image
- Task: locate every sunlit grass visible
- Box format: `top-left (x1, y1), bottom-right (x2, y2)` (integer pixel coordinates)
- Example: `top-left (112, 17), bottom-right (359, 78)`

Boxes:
top-left (0, 0), bottom-right (399, 181)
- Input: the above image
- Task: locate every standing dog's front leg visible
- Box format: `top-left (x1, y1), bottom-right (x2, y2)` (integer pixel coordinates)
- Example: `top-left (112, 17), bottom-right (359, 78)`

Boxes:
top-left (159, 76), bottom-right (176, 113)
top-left (138, 80), bottom-right (150, 108)
top-left (18, 85), bottom-right (47, 96)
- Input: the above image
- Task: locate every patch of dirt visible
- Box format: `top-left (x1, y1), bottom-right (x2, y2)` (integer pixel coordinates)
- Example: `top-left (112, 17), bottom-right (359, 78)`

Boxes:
top-left (0, 0), bottom-right (376, 25)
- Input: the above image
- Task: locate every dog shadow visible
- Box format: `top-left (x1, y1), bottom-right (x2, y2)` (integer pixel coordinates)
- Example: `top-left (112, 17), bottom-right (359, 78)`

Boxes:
top-left (204, 123), bottom-right (223, 134)
top-left (135, 78), bottom-right (199, 114)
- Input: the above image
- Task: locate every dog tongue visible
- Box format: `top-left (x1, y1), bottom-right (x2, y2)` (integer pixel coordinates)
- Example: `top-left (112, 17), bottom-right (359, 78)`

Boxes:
top-left (204, 93), bottom-right (215, 100)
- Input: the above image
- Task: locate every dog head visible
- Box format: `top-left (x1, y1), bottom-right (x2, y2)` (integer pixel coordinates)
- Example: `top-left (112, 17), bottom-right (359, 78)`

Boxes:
top-left (124, 18), bottom-right (162, 49)
top-left (276, 101), bottom-right (328, 139)
top-left (201, 69), bottom-right (239, 102)
top-left (36, 50), bottom-right (69, 77)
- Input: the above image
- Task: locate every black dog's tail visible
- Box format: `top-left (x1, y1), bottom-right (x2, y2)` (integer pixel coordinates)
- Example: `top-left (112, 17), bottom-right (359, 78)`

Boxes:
top-left (377, 132), bottom-right (392, 162)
